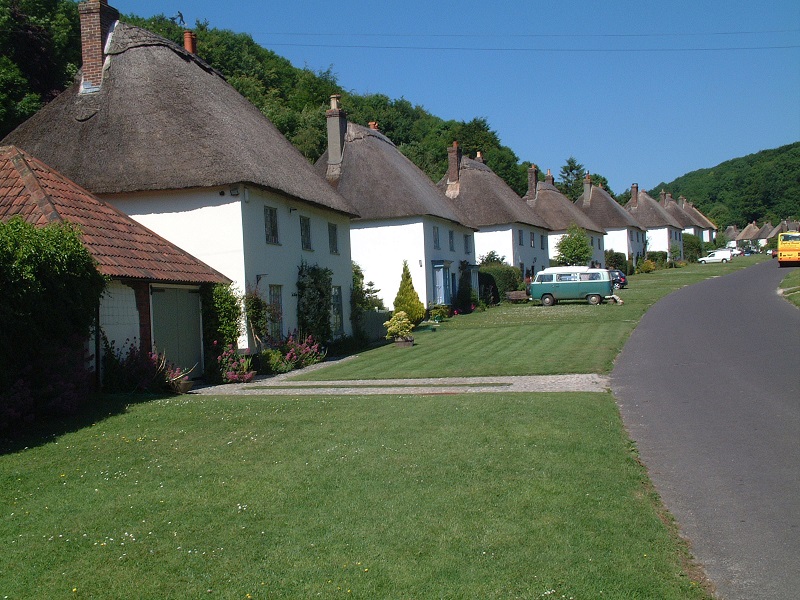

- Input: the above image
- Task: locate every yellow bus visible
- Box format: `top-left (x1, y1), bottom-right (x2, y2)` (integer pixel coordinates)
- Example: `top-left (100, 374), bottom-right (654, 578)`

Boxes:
top-left (777, 232), bottom-right (800, 267)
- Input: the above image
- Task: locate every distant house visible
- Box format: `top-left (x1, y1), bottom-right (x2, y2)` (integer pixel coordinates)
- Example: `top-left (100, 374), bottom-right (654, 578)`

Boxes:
top-left (737, 221), bottom-right (771, 248)
top-left (659, 191), bottom-right (705, 243)
top-left (0, 145), bottom-right (229, 374)
top-left (768, 220), bottom-right (800, 238)
top-left (723, 225), bottom-right (740, 247)
top-left (575, 173), bottom-right (646, 263)
top-left (2, 0), bottom-right (359, 348)
top-left (437, 143), bottom-right (550, 278)
top-left (314, 98), bottom-right (475, 309)
top-left (625, 184), bottom-right (684, 258)
top-left (523, 167), bottom-right (606, 267)
top-left (677, 196), bottom-right (717, 243)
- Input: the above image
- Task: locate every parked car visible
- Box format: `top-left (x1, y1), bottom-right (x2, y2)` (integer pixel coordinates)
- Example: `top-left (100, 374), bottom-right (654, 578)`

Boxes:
top-left (608, 269), bottom-right (628, 289)
top-left (530, 267), bottom-right (613, 306)
top-left (731, 248), bottom-right (744, 256)
top-left (768, 248), bottom-right (778, 258)
top-left (698, 249), bottom-right (733, 264)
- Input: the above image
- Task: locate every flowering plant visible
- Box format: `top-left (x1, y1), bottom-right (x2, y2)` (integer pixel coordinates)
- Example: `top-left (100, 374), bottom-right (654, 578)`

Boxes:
top-left (217, 344), bottom-right (256, 383)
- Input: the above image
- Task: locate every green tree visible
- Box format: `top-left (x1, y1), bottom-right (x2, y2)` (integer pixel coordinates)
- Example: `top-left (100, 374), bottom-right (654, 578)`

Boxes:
top-left (479, 250), bottom-right (506, 265)
top-left (555, 224), bottom-right (593, 266)
top-left (682, 234), bottom-right (703, 262)
top-left (392, 260), bottom-right (425, 325)
top-left (557, 156), bottom-right (585, 202)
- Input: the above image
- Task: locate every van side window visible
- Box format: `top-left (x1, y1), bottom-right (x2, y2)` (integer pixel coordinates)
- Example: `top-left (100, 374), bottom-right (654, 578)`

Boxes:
top-left (557, 273), bottom-right (577, 282)
top-left (536, 274), bottom-right (553, 283)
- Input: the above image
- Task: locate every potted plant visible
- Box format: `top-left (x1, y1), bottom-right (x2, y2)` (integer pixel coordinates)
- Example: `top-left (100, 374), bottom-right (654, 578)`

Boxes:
top-left (384, 311), bottom-right (414, 347)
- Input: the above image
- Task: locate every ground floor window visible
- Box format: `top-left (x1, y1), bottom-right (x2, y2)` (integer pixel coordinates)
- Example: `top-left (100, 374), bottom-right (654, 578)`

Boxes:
top-left (268, 284), bottom-right (283, 340)
top-left (331, 286), bottom-right (344, 336)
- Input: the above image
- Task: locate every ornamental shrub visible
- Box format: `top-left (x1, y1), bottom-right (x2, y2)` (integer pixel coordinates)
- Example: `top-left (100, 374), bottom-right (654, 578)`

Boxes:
top-left (201, 283), bottom-right (242, 382)
top-left (392, 260), bottom-right (425, 325)
top-left (479, 264), bottom-right (523, 299)
top-left (555, 224), bottom-right (593, 266)
top-left (637, 259), bottom-right (657, 274)
top-left (604, 250), bottom-right (627, 271)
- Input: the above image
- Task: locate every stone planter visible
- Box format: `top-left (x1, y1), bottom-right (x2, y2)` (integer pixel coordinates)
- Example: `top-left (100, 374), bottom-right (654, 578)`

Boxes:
top-left (394, 338), bottom-right (414, 348)
top-left (174, 379), bottom-right (194, 394)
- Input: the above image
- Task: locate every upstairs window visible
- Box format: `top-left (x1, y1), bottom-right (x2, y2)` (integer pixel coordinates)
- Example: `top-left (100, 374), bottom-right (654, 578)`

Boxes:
top-left (464, 234), bottom-right (472, 254)
top-left (264, 206), bottom-right (279, 244)
top-left (449, 230), bottom-right (455, 251)
top-left (300, 216), bottom-right (312, 250)
top-left (518, 229), bottom-right (524, 246)
top-left (328, 222), bottom-right (339, 254)
top-left (530, 232), bottom-right (536, 247)
top-left (433, 226), bottom-right (440, 250)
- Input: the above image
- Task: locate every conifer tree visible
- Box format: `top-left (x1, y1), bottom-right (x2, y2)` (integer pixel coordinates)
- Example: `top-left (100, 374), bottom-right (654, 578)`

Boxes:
top-left (392, 260), bottom-right (425, 325)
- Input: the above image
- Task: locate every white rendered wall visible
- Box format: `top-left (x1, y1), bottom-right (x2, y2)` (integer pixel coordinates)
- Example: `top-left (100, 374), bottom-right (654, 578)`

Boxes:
top-left (106, 185), bottom-right (355, 349)
top-left (475, 224), bottom-right (550, 276)
top-left (548, 230), bottom-right (606, 267)
top-left (605, 228), bottom-right (646, 260)
top-left (352, 219), bottom-right (427, 310)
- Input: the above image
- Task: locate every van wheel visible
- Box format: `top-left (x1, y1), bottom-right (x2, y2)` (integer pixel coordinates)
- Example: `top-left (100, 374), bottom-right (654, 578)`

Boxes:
top-left (721, 258), bottom-right (728, 263)
top-left (541, 294), bottom-right (555, 307)
top-left (587, 294), bottom-right (602, 305)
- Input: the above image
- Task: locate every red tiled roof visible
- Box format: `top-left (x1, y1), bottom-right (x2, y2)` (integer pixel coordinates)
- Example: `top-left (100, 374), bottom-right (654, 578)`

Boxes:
top-left (0, 145), bottom-right (230, 285)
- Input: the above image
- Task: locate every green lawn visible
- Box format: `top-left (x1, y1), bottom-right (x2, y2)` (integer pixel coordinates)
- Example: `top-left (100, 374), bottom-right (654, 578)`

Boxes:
top-left (292, 256), bottom-right (765, 381)
top-left (2, 393), bottom-right (709, 599)
top-left (779, 264), bottom-right (800, 307)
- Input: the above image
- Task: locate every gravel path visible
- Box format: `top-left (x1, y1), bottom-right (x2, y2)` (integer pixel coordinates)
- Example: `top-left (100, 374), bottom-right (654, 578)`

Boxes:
top-left (192, 359), bottom-right (609, 396)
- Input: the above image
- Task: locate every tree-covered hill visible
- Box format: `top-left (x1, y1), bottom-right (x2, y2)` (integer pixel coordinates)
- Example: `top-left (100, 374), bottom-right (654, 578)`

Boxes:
top-left (2, 1), bottom-right (796, 225)
top-left (649, 142), bottom-right (800, 228)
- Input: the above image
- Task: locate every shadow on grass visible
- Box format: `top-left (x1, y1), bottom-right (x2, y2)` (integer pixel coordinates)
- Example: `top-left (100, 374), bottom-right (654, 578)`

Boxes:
top-left (0, 391), bottom-right (172, 456)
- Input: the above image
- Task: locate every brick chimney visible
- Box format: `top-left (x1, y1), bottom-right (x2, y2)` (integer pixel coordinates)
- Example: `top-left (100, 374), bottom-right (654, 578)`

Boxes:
top-left (545, 168), bottom-right (555, 185)
top-left (447, 141), bottom-right (461, 184)
top-left (527, 164), bottom-right (539, 200)
top-left (475, 151), bottom-right (484, 164)
top-left (368, 121), bottom-right (379, 131)
top-left (78, 0), bottom-right (119, 93)
top-left (325, 95), bottom-right (347, 183)
top-left (183, 30), bottom-right (197, 54)
top-left (631, 183), bottom-right (639, 207)
top-left (659, 189), bottom-right (667, 205)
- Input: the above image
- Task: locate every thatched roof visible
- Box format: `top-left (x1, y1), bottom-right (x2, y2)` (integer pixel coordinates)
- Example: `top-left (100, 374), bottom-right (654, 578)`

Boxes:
top-left (625, 189), bottom-right (682, 229)
top-left (660, 194), bottom-right (698, 229)
top-left (0, 145), bottom-right (229, 285)
top-left (2, 22), bottom-right (357, 217)
top-left (576, 182), bottom-right (644, 231)
top-left (523, 172), bottom-right (604, 234)
top-left (767, 220), bottom-right (800, 238)
top-left (736, 221), bottom-right (762, 241)
top-left (436, 155), bottom-right (549, 230)
top-left (724, 225), bottom-right (740, 240)
top-left (314, 123), bottom-right (468, 225)
top-left (678, 197), bottom-right (717, 230)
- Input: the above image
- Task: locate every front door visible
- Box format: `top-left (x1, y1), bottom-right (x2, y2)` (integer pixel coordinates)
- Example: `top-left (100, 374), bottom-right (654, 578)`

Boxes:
top-left (151, 286), bottom-right (203, 374)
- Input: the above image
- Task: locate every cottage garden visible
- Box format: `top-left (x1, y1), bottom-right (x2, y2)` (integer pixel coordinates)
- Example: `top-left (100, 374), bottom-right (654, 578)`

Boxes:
top-left (2, 238), bottom-right (774, 598)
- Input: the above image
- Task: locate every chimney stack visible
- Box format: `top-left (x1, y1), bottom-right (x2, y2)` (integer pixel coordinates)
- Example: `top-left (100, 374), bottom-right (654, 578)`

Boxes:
top-left (447, 141), bottom-right (461, 184)
top-left (325, 95), bottom-right (347, 183)
top-left (545, 168), bottom-right (555, 185)
top-left (631, 183), bottom-right (639, 207)
top-left (475, 151), bottom-right (484, 164)
top-left (659, 189), bottom-right (666, 205)
top-left (527, 164), bottom-right (539, 199)
top-left (368, 121), bottom-right (379, 131)
top-left (79, 0), bottom-right (119, 93)
top-left (582, 172), bottom-right (592, 204)
top-left (183, 30), bottom-right (197, 54)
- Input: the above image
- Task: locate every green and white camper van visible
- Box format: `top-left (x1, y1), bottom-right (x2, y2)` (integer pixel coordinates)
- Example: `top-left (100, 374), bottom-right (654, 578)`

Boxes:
top-left (529, 266), bottom-right (613, 306)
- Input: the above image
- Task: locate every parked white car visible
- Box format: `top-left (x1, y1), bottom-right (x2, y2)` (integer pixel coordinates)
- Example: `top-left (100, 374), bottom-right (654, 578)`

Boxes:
top-left (698, 249), bottom-right (733, 263)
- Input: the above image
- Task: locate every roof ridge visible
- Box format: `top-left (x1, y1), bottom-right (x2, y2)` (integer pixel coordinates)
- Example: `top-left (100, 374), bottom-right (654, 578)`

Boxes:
top-left (7, 147), bottom-right (63, 224)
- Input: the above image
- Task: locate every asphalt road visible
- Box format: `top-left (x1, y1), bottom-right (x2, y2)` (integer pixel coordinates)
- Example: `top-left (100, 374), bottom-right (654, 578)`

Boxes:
top-left (611, 259), bottom-right (800, 599)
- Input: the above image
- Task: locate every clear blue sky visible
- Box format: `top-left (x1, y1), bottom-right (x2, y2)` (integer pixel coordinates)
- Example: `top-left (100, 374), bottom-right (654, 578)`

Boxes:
top-left (112, 0), bottom-right (799, 195)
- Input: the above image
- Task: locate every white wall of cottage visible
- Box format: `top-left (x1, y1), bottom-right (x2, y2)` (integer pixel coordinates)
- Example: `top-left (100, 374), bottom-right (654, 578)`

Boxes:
top-left (474, 224), bottom-right (550, 276)
top-left (351, 216), bottom-right (475, 310)
top-left (547, 230), bottom-right (606, 267)
top-left (105, 185), bottom-right (354, 349)
top-left (604, 227), bottom-right (647, 261)
top-left (645, 226), bottom-right (684, 258)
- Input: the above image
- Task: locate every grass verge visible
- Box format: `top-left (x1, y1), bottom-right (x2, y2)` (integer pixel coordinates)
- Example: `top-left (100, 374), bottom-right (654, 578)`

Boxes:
top-left (291, 256), bottom-right (764, 380)
top-left (779, 266), bottom-right (800, 308)
top-left (1, 393), bottom-right (711, 599)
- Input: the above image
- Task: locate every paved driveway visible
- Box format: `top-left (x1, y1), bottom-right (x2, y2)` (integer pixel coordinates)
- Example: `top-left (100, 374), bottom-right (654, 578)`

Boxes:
top-left (611, 260), bottom-right (800, 599)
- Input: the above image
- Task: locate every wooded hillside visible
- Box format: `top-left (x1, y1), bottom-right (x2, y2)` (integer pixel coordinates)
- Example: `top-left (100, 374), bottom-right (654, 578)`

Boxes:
top-left (649, 143), bottom-right (800, 228)
top-left (2, 1), bottom-right (796, 226)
